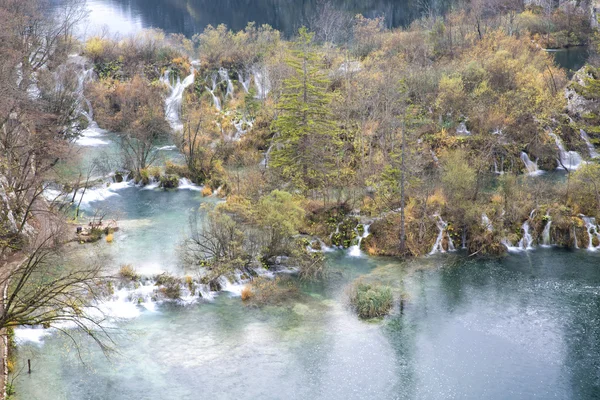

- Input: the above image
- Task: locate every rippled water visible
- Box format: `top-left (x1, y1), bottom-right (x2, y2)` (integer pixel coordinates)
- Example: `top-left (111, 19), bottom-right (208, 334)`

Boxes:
top-left (13, 242), bottom-right (600, 399)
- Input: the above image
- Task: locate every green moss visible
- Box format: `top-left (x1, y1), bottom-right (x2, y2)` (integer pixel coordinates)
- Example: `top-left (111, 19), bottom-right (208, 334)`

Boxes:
top-left (159, 174), bottom-right (180, 189)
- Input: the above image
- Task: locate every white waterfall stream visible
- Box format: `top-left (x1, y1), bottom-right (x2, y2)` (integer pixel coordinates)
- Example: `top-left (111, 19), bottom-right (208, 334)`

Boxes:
top-left (541, 216), bottom-right (552, 247)
top-left (238, 71), bottom-right (251, 93)
top-left (349, 224), bottom-right (370, 257)
top-left (518, 221), bottom-right (534, 250)
top-left (430, 215), bottom-right (455, 255)
top-left (161, 69), bottom-right (195, 132)
top-left (549, 132), bottom-right (584, 171)
top-left (581, 216), bottom-right (600, 251)
top-left (253, 65), bottom-right (271, 100)
top-left (219, 67), bottom-right (234, 98)
top-left (261, 143), bottom-right (274, 168)
top-left (482, 213), bottom-right (493, 232)
top-left (580, 129), bottom-right (599, 158)
top-left (520, 152), bottom-right (542, 176)
top-left (72, 59), bottom-right (109, 147)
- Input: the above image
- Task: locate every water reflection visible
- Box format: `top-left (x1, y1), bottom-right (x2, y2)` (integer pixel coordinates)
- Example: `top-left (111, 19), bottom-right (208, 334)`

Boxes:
top-left (60, 0), bottom-right (457, 37)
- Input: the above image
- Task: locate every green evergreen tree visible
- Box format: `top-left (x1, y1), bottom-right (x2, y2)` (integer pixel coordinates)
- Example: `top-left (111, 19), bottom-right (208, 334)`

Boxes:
top-left (270, 27), bottom-right (341, 193)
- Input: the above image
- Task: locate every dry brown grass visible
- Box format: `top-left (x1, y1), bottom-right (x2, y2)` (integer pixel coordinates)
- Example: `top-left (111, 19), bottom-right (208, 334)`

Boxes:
top-left (241, 285), bottom-right (253, 301)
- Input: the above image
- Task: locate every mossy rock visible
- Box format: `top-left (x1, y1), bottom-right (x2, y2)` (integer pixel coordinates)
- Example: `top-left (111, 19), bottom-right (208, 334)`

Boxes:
top-left (160, 174), bottom-right (180, 189)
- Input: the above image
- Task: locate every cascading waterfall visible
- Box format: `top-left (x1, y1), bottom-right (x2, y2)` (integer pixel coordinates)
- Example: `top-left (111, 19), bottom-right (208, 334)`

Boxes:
top-left (349, 224), bottom-right (370, 257)
top-left (481, 213), bottom-right (493, 231)
top-left (161, 69), bottom-right (195, 132)
top-left (502, 212), bottom-right (536, 252)
top-left (549, 132), bottom-right (584, 171)
top-left (541, 215), bottom-right (552, 247)
top-left (520, 152), bottom-right (542, 176)
top-left (456, 122), bottom-right (471, 136)
top-left (238, 71), bottom-right (251, 93)
top-left (233, 117), bottom-right (254, 140)
top-left (252, 65), bottom-right (270, 100)
top-left (493, 156), bottom-right (504, 175)
top-left (581, 216), bottom-right (600, 251)
top-left (430, 215), bottom-right (455, 255)
top-left (518, 221), bottom-right (534, 250)
top-left (219, 67), bottom-right (234, 98)
top-left (72, 59), bottom-right (108, 146)
top-left (205, 73), bottom-right (222, 111)
top-left (580, 129), bottom-right (599, 158)
top-left (261, 143), bottom-right (274, 168)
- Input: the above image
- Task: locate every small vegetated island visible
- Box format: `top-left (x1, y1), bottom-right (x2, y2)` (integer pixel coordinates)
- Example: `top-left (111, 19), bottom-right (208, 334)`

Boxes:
top-left (2, 0), bottom-right (600, 399)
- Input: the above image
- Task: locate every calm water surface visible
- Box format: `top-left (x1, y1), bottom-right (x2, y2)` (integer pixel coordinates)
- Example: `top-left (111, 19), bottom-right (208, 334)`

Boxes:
top-left (12, 244), bottom-right (600, 399)
top-left (55, 0), bottom-right (456, 37)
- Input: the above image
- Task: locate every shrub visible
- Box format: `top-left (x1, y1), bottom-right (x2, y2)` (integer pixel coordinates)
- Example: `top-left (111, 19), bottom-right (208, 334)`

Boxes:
top-left (85, 37), bottom-right (108, 62)
top-left (349, 281), bottom-right (393, 319)
top-left (201, 186), bottom-right (212, 197)
top-left (184, 275), bottom-right (194, 292)
top-left (247, 277), bottom-right (299, 306)
top-left (241, 285), bottom-right (253, 301)
top-left (148, 166), bottom-right (162, 181)
top-left (160, 174), bottom-right (180, 189)
top-left (165, 161), bottom-right (189, 178)
top-left (155, 273), bottom-right (182, 299)
top-left (138, 169), bottom-right (150, 185)
top-left (119, 264), bottom-right (139, 281)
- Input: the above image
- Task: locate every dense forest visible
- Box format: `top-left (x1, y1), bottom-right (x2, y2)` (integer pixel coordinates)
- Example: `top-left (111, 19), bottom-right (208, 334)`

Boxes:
top-left (2, 0), bottom-right (600, 397)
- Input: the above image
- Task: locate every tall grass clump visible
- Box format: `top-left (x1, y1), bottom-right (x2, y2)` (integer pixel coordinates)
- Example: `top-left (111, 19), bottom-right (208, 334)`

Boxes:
top-left (349, 280), bottom-right (393, 319)
top-left (118, 264), bottom-right (139, 281)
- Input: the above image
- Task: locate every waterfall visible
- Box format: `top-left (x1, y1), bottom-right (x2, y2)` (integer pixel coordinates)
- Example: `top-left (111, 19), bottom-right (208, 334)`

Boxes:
top-left (161, 69), bottom-right (195, 132)
top-left (430, 215), bottom-right (455, 255)
top-left (349, 224), bottom-right (370, 257)
top-left (518, 221), bottom-right (534, 250)
top-left (430, 149), bottom-right (439, 164)
top-left (461, 228), bottom-right (467, 250)
top-left (520, 152), bottom-right (542, 176)
top-left (261, 143), bottom-right (274, 168)
top-left (456, 122), bottom-right (471, 136)
top-left (581, 216), bottom-right (600, 251)
top-left (541, 215), bottom-right (552, 247)
top-left (205, 86), bottom-right (221, 111)
top-left (233, 117), bottom-right (254, 140)
top-left (549, 132), bottom-right (583, 171)
top-left (252, 65), bottom-right (270, 100)
top-left (219, 67), bottom-right (234, 98)
top-left (502, 219), bottom-right (535, 252)
top-left (74, 61), bottom-right (108, 146)
top-left (580, 129), bottom-right (599, 158)
top-left (238, 71), bottom-right (251, 93)
top-left (482, 213), bottom-right (493, 232)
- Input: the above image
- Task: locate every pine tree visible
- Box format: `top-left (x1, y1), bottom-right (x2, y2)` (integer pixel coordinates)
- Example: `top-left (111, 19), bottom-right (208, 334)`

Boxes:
top-left (270, 27), bottom-right (341, 193)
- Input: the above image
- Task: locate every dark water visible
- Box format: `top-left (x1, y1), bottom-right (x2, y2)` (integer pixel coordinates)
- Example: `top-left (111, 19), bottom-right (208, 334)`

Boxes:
top-left (548, 47), bottom-right (590, 75)
top-left (60, 0), bottom-right (456, 37)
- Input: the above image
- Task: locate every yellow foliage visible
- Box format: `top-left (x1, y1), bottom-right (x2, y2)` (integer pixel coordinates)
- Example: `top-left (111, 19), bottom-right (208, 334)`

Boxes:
top-left (201, 186), bottom-right (212, 197)
top-left (85, 37), bottom-right (108, 61)
top-left (491, 194), bottom-right (503, 205)
top-left (105, 233), bottom-right (114, 243)
top-left (427, 189), bottom-right (447, 209)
